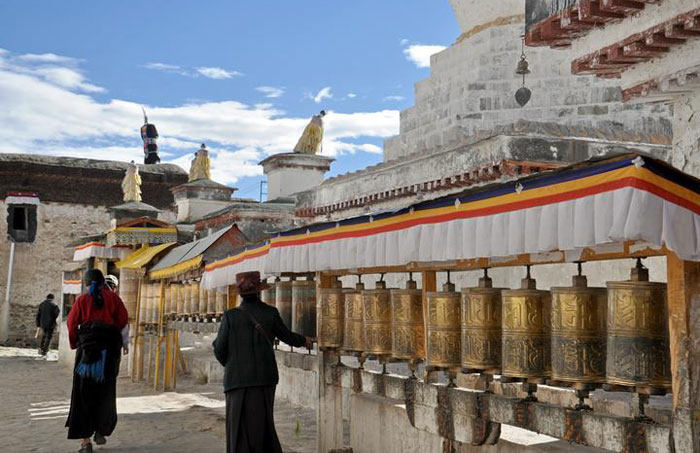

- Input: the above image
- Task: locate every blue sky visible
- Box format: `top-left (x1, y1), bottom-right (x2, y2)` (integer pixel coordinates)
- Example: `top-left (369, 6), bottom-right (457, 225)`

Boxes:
top-left (0, 1), bottom-right (458, 199)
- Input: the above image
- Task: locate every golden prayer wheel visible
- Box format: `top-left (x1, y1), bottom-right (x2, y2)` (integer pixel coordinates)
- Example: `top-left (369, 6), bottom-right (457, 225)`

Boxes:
top-left (215, 290), bottom-right (226, 315)
top-left (164, 285), bottom-right (173, 317)
top-left (261, 283), bottom-right (277, 306)
top-left (363, 280), bottom-right (392, 357)
top-left (550, 265), bottom-right (607, 385)
top-left (292, 279), bottom-right (317, 338)
top-left (276, 280), bottom-right (294, 329)
top-left (182, 284), bottom-right (191, 315)
top-left (606, 260), bottom-right (671, 389)
top-left (119, 269), bottom-right (139, 319)
top-left (151, 284), bottom-right (161, 324)
top-left (390, 279), bottom-right (424, 361)
top-left (426, 282), bottom-right (461, 370)
top-left (343, 282), bottom-right (365, 353)
top-left (198, 285), bottom-right (208, 315)
top-left (501, 268), bottom-right (551, 380)
top-left (206, 289), bottom-right (216, 315)
top-left (174, 284), bottom-right (184, 315)
top-left (461, 270), bottom-right (503, 373)
top-left (190, 283), bottom-right (200, 315)
top-left (138, 281), bottom-right (148, 323)
top-left (317, 277), bottom-right (344, 350)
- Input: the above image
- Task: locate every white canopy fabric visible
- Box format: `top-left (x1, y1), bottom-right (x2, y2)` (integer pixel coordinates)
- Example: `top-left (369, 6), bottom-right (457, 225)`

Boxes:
top-left (201, 155), bottom-right (700, 289)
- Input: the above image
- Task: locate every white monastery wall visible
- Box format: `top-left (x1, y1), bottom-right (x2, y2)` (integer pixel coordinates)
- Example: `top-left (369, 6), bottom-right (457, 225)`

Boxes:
top-left (383, 21), bottom-right (671, 162)
top-left (672, 90), bottom-right (700, 178)
top-left (0, 201), bottom-right (110, 345)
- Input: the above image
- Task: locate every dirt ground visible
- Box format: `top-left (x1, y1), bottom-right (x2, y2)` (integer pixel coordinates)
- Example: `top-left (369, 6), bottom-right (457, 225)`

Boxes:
top-left (0, 347), bottom-right (316, 453)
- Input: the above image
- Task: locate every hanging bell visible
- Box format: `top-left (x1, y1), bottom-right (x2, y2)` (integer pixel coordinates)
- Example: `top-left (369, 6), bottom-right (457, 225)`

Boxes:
top-left (515, 55), bottom-right (531, 75)
top-left (515, 87), bottom-right (532, 107)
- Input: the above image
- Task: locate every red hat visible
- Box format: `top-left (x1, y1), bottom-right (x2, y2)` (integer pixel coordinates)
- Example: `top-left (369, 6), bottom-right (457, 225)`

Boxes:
top-left (235, 271), bottom-right (270, 295)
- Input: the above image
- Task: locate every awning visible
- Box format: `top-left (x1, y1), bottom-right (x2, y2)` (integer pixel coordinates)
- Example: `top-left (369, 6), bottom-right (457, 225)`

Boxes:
top-left (149, 226), bottom-right (234, 280)
top-left (200, 154), bottom-right (700, 288)
top-left (73, 242), bottom-right (131, 261)
top-left (116, 242), bottom-right (177, 269)
top-left (202, 242), bottom-right (270, 289)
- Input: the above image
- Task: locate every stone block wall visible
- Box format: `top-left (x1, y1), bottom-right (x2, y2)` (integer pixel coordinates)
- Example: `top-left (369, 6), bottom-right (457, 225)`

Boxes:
top-left (0, 201), bottom-right (110, 345)
top-left (383, 21), bottom-right (672, 162)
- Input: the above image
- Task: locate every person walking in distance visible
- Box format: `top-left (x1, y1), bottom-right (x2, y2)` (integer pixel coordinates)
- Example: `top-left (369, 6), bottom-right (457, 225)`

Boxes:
top-left (36, 294), bottom-right (59, 356)
top-left (66, 269), bottom-right (129, 453)
top-left (213, 271), bottom-right (313, 453)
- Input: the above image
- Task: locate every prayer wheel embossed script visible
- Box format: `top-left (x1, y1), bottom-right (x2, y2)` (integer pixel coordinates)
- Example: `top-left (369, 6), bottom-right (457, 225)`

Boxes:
top-left (275, 280), bottom-right (293, 329)
top-left (343, 283), bottom-right (365, 353)
top-left (426, 283), bottom-right (461, 369)
top-left (390, 280), bottom-right (424, 361)
top-left (606, 263), bottom-right (671, 389)
top-left (318, 279), bottom-right (344, 350)
top-left (190, 283), bottom-right (200, 315)
top-left (501, 273), bottom-right (551, 379)
top-left (461, 274), bottom-right (502, 372)
top-left (119, 269), bottom-right (139, 319)
top-left (164, 285), bottom-right (173, 316)
top-left (292, 280), bottom-right (317, 338)
top-left (363, 281), bottom-right (392, 357)
top-left (198, 285), bottom-right (208, 315)
top-left (550, 270), bottom-right (607, 385)
top-left (215, 290), bottom-right (226, 315)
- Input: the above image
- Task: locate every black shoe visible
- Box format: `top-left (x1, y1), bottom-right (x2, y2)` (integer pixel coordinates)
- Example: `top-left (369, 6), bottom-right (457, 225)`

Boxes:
top-left (78, 442), bottom-right (93, 453)
top-left (94, 432), bottom-right (106, 445)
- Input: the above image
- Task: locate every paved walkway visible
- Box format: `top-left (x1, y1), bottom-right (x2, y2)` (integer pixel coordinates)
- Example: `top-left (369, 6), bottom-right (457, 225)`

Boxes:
top-left (0, 347), bottom-right (316, 453)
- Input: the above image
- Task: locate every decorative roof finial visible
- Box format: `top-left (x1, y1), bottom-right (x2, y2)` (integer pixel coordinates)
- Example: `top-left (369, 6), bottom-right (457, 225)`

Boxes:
top-left (141, 108), bottom-right (160, 164)
top-left (293, 110), bottom-right (326, 155)
top-left (188, 143), bottom-right (212, 181)
top-left (122, 161), bottom-right (142, 202)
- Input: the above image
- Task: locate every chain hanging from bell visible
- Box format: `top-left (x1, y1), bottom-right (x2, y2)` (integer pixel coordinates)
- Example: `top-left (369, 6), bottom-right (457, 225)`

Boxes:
top-left (515, 35), bottom-right (532, 107)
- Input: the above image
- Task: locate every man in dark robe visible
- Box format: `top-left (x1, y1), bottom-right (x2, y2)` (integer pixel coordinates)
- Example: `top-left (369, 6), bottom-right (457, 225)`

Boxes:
top-left (36, 293), bottom-right (60, 356)
top-left (213, 271), bottom-right (312, 453)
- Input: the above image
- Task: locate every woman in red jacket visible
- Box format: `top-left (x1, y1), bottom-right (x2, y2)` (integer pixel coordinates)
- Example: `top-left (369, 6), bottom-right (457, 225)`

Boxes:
top-left (65, 269), bottom-right (129, 453)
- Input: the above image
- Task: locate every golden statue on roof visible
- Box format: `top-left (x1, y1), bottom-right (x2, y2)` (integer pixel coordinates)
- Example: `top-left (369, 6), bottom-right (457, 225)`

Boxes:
top-left (293, 110), bottom-right (326, 155)
top-left (122, 161), bottom-right (142, 202)
top-left (189, 144), bottom-right (212, 181)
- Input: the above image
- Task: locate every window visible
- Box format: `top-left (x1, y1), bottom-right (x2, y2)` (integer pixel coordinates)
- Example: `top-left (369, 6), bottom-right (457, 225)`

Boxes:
top-left (7, 204), bottom-right (37, 243)
top-left (12, 206), bottom-right (27, 231)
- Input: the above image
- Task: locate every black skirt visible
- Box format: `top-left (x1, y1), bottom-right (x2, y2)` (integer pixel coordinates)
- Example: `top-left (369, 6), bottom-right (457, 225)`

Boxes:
top-left (66, 323), bottom-right (121, 440)
top-left (226, 386), bottom-right (282, 453)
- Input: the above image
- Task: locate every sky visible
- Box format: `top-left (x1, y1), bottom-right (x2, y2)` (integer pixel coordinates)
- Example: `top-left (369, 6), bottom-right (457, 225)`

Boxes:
top-left (0, 1), bottom-right (458, 199)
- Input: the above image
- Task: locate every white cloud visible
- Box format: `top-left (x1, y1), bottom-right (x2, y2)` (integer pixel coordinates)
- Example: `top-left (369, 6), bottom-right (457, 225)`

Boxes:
top-left (403, 44), bottom-right (446, 68)
top-left (400, 39), bottom-right (410, 46)
top-left (0, 49), bottom-right (399, 186)
top-left (144, 62), bottom-right (242, 79)
top-left (17, 53), bottom-right (80, 65)
top-left (33, 66), bottom-right (105, 93)
top-left (255, 86), bottom-right (285, 98)
top-left (383, 95), bottom-right (405, 102)
top-left (196, 66), bottom-right (242, 79)
top-left (313, 87), bottom-right (333, 104)
top-left (347, 93), bottom-right (357, 99)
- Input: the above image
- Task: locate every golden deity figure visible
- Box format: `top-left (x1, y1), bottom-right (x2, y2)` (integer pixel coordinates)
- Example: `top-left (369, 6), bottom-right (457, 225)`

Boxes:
top-left (189, 144), bottom-right (212, 181)
top-left (122, 161), bottom-right (142, 202)
top-left (293, 110), bottom-right (326, 155)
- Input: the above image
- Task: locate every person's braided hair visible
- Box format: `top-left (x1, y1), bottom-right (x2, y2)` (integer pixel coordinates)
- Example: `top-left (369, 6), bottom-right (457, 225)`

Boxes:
top-left (84, 268), bottom-right (106, 309)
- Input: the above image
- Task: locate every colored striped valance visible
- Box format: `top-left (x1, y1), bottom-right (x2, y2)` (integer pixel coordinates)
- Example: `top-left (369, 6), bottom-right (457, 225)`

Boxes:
top-left (201, 154), bottom-right (700, 289)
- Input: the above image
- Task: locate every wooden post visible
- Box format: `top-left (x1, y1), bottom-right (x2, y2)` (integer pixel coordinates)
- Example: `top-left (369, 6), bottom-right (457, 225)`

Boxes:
top-left (666, 253), bottom-right (700, 452)
top-left (154, 281), bottom-right (165, 391)
top-left (422, 271), bottom-right (437, 382)
top-left (163, 329), bottom-right (172, 391)
top-left (131, 280), bottom-right (143, 382)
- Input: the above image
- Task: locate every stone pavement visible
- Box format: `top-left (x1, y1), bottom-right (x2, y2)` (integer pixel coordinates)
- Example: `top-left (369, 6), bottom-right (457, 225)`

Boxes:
top-left (0, 347), bottom-right (316, 453)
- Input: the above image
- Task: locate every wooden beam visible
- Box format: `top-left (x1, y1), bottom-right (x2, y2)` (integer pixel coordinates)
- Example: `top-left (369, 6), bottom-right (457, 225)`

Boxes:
top-left (665, 253), bottom-right (700, 451)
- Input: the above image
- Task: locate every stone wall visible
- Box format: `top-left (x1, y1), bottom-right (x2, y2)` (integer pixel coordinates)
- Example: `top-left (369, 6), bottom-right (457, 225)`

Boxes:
top-left (0, 201), bottom-right (112, 345)
top-left (672, 89), bottom-right (700, 179)
top-left (383, 20), bottom-right (671, 162)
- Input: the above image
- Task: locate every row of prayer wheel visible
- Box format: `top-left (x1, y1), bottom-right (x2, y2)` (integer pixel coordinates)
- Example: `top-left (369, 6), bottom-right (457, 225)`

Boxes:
top-left (271, 279), bottom-right (318, 338)
top-left (137, 281), bottom-right (228, 323)
top-left (313, 261), bottom-right (671, 391)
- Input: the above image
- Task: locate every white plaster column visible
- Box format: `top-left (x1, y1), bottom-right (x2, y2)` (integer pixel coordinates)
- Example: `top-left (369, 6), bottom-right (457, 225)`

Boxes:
top-left (260, 153), bottom-right (334, 201)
